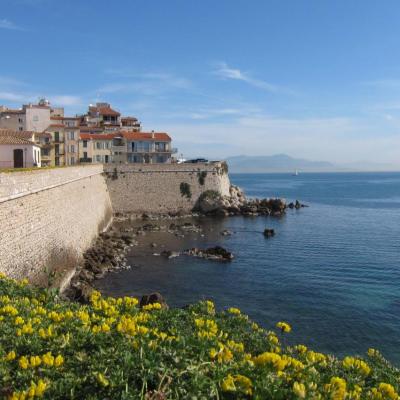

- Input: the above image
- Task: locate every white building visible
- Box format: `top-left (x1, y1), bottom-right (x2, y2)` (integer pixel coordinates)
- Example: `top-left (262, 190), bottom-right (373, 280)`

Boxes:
top-left (0, 136), bottom-right (41, 168)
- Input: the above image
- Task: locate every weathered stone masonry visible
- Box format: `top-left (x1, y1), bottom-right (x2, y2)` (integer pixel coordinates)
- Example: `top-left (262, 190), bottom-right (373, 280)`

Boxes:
top-left (104, 163), bottom-right (231, 214)
top-left (0, 163), bottom-right (230, 284)
top-left (0, 165), bottom-right (112, 286)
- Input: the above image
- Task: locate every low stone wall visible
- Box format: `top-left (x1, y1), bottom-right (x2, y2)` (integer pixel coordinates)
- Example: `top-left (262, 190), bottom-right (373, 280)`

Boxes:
top-left (104, 162), bottom-right (231, 214)
top-left (0, 165), bottom-right (113, 286)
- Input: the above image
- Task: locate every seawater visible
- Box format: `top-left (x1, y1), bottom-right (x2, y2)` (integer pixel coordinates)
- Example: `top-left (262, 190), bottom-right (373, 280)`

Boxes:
top-left (96, 172), bottom-right (400, 364)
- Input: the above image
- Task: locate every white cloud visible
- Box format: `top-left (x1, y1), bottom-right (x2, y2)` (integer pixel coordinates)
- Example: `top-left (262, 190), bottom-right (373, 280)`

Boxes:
top-left (51, 95), bottom-right (83, 106)
top-left (0, 92), bottom-right (35, 102)
top-left (0, 19), bottom-right (24, 30)
top-left (214, 62), bottom-right (294, 94)
top-left (100, 70), bottom-right (193, 95)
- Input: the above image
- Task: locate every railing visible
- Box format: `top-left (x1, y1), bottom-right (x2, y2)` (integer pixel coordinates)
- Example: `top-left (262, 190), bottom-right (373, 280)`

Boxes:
top-left (79, 158), bottom-right (92, 163)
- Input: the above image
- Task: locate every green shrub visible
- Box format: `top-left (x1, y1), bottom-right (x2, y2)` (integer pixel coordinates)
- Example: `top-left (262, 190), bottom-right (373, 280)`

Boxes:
top-left (197, 171), bottom-right (208, 186)
top-left (0, 275), bottom-right (398, 399)
top-left (180, 182), bottom-right (192, 199)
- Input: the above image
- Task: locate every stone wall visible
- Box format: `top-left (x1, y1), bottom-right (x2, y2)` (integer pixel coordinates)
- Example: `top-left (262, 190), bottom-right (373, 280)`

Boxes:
top-left (0, 165), bottom-right (112, 287)
top-left (104, 162), bottom-right (231, 214)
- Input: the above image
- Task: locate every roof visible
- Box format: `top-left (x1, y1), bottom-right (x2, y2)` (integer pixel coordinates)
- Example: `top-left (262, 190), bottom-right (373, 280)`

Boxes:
top-left (89, 105), bottom-right (120, 117)
top-left (0, 136), bottom-right (38, 146)
top-left (80, 133), bottom-right (116, 140)
top-left (121, 116), bottom-right (138, 121)
top-left (48, 124), bottom-right (65, 128)
top-left (0, 129), bottom-right (34, 139)
top-left (0, 109), bottom-right (24, 114)
top-left (121, 131), bottom-right (171, 141)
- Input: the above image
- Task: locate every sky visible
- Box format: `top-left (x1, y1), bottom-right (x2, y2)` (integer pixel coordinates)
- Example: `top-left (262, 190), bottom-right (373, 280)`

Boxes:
top-left (1, 0), bottom-right (400, 166)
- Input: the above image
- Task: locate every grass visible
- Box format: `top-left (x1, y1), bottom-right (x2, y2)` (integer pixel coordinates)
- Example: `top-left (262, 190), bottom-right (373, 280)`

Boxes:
top-left (0, 274), bottom-right (399, 399)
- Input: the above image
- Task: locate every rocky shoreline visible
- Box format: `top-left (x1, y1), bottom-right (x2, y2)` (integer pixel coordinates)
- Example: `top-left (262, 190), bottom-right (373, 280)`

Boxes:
top-left (64, 184), bottom-right (307, 303)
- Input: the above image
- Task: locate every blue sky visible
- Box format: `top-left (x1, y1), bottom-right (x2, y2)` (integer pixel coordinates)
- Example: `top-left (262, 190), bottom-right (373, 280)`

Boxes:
top-left (1, 0), bottom-right (400, 165)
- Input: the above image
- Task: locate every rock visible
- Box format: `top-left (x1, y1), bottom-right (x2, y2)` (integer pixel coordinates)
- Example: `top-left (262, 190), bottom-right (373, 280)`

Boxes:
top-left (140, 292), bottom-right (168, 309)
top-left (264, 228), bottom-right (275, 238)
top-left (70, 282), bottom-right (95, 303)
top-left (220, 229), bottom-right (233, 236)
top-left (183, 246), bottom-right (234, 261)
top-left (295, 200), bottom-right (301, 209)
top-left (161, 250), bottom-right (180, 259)
top-left (196, 190), bottom-right (225, 213)
top-left (150, 242), bottom-right (157, 248)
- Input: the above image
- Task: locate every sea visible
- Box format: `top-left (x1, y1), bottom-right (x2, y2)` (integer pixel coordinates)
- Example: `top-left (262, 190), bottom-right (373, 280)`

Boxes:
top-left (96, 172), bottom-right (400, 365)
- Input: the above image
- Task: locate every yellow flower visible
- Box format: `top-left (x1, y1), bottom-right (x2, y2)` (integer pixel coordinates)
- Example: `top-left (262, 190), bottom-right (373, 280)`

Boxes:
top-left (325, 377), bottom-right (347, 400)
top-left (342, 356), bottom-right (371, 375)
top-left (34, 379), bottom-right (48, 397)
top-left (19, 356), bottom-right (29, 369)
top-left (221, 374), bottom-right (236, 392)
top-left (276, 321), bottom-right (291, 333)
top-left (293, 382), bottom-right (306, 398)
top-left (228, 307), bottom-right (241, 315)
top-left (54, 354), bottom-right (64, 367)
top-left (295, 344), bottom-right (308, 354)
top-left (5, 350), bottom-right (16, 361)
top-left (370, 383), bottom-right (399, 400)
top-left (253, 352), bottom-right (288, 371)
top-left (234, 374), bottom-right (253, 395)
top-left (14, 316), bottom-right (24, 325)
top-left (42, 352), bottom-right (54, 366)
top-left (97, 373), bottom-right (109, 387)
top-left (30, 355), bottom-right (42, 367)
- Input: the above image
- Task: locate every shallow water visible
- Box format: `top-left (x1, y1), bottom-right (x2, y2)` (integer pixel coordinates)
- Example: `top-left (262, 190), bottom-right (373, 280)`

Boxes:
top-left (96, 172), bottom-right (400, 364)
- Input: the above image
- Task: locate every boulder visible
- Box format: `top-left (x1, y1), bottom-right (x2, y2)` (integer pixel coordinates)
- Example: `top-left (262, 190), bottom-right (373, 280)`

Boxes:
top-left (196, 190), bottom-right (225, 214)
top-left (264, 228), bottom-right (275, 238)
top-left (140, 292), bottom-right (168, 309)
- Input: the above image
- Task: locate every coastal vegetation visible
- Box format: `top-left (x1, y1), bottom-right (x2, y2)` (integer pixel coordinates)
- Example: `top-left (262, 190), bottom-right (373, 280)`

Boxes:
top-left (179, 182), bottom-right (192, 199)
top-left (0, 275), bottom-right (399, 399)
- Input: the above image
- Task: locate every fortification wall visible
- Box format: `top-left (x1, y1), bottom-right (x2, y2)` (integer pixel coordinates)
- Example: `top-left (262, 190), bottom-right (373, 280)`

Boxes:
top-left (0, 165), bottom-right (112, 286)
top-left (104, 162), bottom-right (231, 214)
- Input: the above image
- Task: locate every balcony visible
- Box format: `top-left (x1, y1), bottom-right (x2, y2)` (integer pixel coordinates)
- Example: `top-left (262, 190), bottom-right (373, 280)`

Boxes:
top-left (80, 157), bottom-right (92, 163)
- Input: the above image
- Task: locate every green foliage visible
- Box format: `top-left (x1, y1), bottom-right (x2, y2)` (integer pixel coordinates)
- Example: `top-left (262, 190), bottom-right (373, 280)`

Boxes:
top-left (180, 182), bottom-right (192, 199)
top-left (0, 275), bottom-right (399, 399)
top-left (197, 171), bottom-right (208, 186)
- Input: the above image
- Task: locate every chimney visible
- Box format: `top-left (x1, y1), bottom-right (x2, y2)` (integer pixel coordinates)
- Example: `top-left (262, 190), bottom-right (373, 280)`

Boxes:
top-left (151, 130), bottom-right (155, 139)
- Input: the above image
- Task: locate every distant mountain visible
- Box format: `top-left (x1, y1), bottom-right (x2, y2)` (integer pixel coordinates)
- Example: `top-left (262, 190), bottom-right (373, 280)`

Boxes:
top-left (226, 154), bottom-right (339, 173)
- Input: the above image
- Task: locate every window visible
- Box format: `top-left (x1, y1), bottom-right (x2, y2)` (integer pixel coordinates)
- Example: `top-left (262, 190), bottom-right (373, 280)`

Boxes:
top-left (55, 157), bottom-right (60, 166)
top-left (69, 131), bottom-right (75, 140)
top-left (54, 132), bottom-right (59, 142)
top-left (83, 151), bottom-right (88, 159)
top-left (96, 155), bottom-right (101, 162)
top-left (55, 144), bottom-right (59, 155)
top-left (19, 127), bottom-right (23, 131)
top-left (18, 118), bottom-right (23, 123)
top-left (71, 157), bottom-right (75, 165)
top-left (96, 142), bottom-right (102, 149)
top-left (70, 145), bottom-right (75, 153)
top-left (83, 140), bottom-right (88, 148)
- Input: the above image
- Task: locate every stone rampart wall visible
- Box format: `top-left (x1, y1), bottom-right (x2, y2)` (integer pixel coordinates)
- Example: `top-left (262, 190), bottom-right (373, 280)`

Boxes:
top-left (0, 165), bottom-right (113, 286)
top-left (104, 162), bottom-right (231, 214)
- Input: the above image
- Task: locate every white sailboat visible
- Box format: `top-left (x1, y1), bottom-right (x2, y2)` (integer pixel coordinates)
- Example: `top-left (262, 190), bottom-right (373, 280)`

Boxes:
top-left (293, 169), bottom-right (299, 176)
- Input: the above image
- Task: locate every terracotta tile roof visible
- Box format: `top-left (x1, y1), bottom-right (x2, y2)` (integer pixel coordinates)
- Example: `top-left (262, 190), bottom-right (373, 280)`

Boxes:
top-left (121, 131), bottom-right (171, 141)
top-left (121, 116), bottom-right (138, 121)
top-left (90, 105), bottom-right (120, 116)
top-left (80, 133), bottom-right (116, 140)
top-left (50, 116), bottom-right (64, 120)
top-left (0, 129), bottom-right (34, 139)
top-left (0, 136), bottom-right (37, 145)
top-left (48, 124), bottom-right (65, 128)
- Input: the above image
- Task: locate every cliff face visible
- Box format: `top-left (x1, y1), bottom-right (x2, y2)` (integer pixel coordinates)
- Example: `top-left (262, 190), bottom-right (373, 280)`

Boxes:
top-left (104, 162), bottom-right (231, 215)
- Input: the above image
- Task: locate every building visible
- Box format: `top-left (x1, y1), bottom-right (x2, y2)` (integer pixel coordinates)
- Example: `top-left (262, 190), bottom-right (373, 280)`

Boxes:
top-left (79, 133), bottom-right (114, 164)
top-left (78, 131), bottom-right (174, 164)
top-left (78, 102), bottom-right (141, 132)
top-left (124, 132), bottom-right (173, 163)
top-left (63, 117), bottom-right (80, 165)
top-left (0, 99), bottom-right (52, 133)
top-left (0, 130), bottom-right (41, 168)
top-left (46, 122), bottom-right (65, 166)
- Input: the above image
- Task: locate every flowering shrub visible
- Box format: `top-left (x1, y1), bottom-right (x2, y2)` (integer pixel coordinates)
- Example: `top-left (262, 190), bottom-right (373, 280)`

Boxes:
top-left (0, 274), bottom-right (399, 399)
